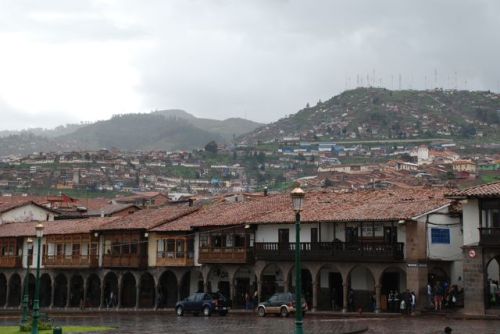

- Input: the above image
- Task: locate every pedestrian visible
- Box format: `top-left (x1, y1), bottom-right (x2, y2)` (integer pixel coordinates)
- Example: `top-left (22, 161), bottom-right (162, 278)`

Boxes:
top-left (444, 326), bottom-right (452, 333)
top-left (399, 298), bottom-right (406, 314)
top-left (427, 283), bottom-right (433, 309)
top-left (388, 290), bottom-right (395, 312)
top-left (411, 291), bottom-right (416, 313)
top-left (434, 282), bottom-right (443, 311)
top-left (253, 289), bottom-right (258, 309)
top-left (245, 291), bottom-right (251, 310)
top-left (394, 291), bottom-right (400, 313)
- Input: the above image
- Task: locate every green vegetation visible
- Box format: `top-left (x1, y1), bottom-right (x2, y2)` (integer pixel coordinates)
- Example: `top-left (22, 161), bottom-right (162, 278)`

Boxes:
top-left (0, 326), bottom-right (113, 334)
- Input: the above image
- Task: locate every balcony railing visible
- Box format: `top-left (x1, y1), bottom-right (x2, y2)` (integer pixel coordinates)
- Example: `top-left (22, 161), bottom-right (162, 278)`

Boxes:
top-left (254, 241), bottom-right (404, 262)
top-left (156, 251), bottom-right (194, 267)
top-left (44, 255), bottom-right (98, 268)
top-left (479, 227), bottom-right (500, 246)
top-left (0, 256), bottom-right (22, 268)
top-left (102, 254), bottom-right (148, 268)
top-left (198, 246), bottom-right (254, 264)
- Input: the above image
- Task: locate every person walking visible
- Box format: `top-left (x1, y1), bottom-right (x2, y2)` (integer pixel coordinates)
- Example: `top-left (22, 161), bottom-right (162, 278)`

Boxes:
top-left (427, 283), bottom-right (433, 309)
top-left (434, 282), bottom-right (444, 311)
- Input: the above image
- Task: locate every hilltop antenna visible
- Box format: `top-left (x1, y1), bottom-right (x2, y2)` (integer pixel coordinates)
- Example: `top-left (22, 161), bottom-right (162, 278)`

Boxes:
top-left (434, 69), bottom-right (438, 88)
top-left (425, 75), bottom-right (428, 90)
top-left (391, 75), bottom-right (394, 89)
top-left (398, 73), bottom-right (402, 90)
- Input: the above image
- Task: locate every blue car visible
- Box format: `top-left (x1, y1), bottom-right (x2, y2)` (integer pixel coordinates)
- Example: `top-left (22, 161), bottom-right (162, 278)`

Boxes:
top-left (175, 292), bottom-right (229, 316)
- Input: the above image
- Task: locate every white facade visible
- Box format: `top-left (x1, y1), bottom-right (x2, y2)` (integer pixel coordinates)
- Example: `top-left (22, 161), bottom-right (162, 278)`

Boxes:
top-left (462, 199), bottom-right (480, 246)
top-left (0, 203), bottom-right (55, 224)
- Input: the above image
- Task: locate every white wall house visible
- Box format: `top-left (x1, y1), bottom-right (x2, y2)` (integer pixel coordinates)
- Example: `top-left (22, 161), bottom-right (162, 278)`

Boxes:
top-left (0, 201), bottom-right (56, 224)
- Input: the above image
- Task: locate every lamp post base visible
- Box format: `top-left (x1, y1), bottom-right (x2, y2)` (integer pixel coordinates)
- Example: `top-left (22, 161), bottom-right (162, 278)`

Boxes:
top-left (295, 320), bottom-right (304, 334)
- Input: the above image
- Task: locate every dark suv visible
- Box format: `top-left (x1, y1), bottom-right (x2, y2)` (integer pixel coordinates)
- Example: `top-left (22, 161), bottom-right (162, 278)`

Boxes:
top-left (257, 292), bottom-right (307, 317)
top-left (175, 292), bottom-right (229, 316)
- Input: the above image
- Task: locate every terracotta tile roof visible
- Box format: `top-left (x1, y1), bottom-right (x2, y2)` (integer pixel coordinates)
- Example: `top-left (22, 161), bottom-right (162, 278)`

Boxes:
top-left (93, 205), bottom-right (197, 231)
top-left (87, 203), bottom-right (140, 216)
top-left (0, 217), bottom-right (119, 237)
top-left (158, 187), bottom-right (451, 229)
top-left (0, 200), bottom-right (58, 215)
top-left (446, 181), bottom-right (500, 198)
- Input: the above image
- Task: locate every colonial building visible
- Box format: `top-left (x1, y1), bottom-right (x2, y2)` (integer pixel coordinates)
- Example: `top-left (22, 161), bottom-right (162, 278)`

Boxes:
top-left (447, 181), bottom-right (500, 315)
top-left (0, 188), bottom-right (463, 313)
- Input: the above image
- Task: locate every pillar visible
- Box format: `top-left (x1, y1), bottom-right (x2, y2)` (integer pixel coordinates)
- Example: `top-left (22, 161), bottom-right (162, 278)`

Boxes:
top-left (117, 279), bottom-right (122, 308)
top-left (5, 277), bottom-right (10, 309)
top-left (462, 245), bottom-right (486, 315)
top-left (100, 278), bottom-right (105, 309)
top-left (66, 277), bottom-right (71, 307)
top-left (284, 278), bottom-right (289, 293)
top-left (50, 276), bottom-right (55, 309)
top-left (375, 284), bottom-right (381, 313)
top-left (83, 277), bottom-right (88, 309)
top-left (342, 283), bottom-right (348, 313)
top-left (135, 282), bottom-right (140, 309)
top-left (154, 281), bottom-right (159, 310)
top-left (406, 264), bottom-right (428, 311)
top-left (257, 280), bottom-right (262, 303)
top-left (312, 279), bottom-right (319, 312)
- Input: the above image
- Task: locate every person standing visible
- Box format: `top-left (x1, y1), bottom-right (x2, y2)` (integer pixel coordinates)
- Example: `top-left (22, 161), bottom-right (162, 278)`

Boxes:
top-left (427, 283), bottom-right (433, 309)
top-left (411, 291), bottom-right (416, 313)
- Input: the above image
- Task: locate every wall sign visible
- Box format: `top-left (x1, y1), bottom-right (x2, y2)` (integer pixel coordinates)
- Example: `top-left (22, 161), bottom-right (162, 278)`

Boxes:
top-left (468, 249), bottom-right (476, 258)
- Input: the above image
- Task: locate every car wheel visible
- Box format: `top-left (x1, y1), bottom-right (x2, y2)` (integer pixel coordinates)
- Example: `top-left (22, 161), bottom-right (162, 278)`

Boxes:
top-left (203, 306), bottom-right (211, 317)
top-left (176, 306), bottom-right (184, 316)
top-left (280, 307), bottom-right (289, 318)
top-left (257, 306), bottom-right (266, 317)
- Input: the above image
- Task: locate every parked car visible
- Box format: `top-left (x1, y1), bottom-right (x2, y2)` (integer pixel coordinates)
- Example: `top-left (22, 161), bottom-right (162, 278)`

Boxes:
top-left (175, 292), bottom-right (229, 316)
top-left (257, 292), bottom-right (308, 317)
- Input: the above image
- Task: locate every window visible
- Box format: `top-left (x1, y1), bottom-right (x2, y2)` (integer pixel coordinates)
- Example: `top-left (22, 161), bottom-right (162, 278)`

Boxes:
top-left (104, 240), bottom-right (111, 255)
top-left (166, 239), bottom-right (175, 258)
top-left (200, 234), bottom-right (209, 247)
top-left (56, 244), bottom-right (64, 256)
top-left (72, 244), bottom-right (80, 256)
top-left (481, 200), bottom-right (500, 228)
top-left (431, 228), bottom-right (450, 244)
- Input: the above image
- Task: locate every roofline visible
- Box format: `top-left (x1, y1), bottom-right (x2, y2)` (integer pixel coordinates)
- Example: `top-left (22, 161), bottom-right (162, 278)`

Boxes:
top-left (411, 203), bottom-right (451, 220)
top-left (0, 201), bottom-right (59, 214)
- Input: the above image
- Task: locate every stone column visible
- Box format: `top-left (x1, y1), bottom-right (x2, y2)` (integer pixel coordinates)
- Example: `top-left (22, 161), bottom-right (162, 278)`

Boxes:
top-left (312, 279), bottom-right (319, 312)
top-left (406, 264), bottom-right (428, 311)
top-left (135, 283), bottom-right (140, 309)
top-left (230, 281), bottom-right (236, 306)
top-left (463, 245), bottom-right (485, 315)
top-left (283, 278), bottom-right (289, 293)
top-left (154, 281), bottom-right (159, 310)
top-left (117, 279), bottom-right (122, 308)
top-left (50, 276), bottom-right (55, 309)
top-left (375, 284), bottom-right (381, 313)
top-left (5, 279), bottom-right (10, 309)
top-left (83, 277), bottom-right (88, 310)
top-left (66, 278), bottom-right (71, 308)
top-left (257, 280), bottom-right (262, 303)
top-left (100, 279), bottom-right (105, 309)
top-left (342, 283), bottom-right (348, 313)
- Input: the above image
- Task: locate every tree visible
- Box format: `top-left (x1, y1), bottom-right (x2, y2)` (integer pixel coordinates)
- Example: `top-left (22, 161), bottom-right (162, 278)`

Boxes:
top-left (204, 140), bottom-right (218, 154)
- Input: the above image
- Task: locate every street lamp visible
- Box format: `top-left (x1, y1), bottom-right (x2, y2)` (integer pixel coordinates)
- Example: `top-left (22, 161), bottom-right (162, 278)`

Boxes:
top-left (21, 238), bottom-right (33, 324)
top-left (31, 223), bottom-right (44, 334)
top-left (291, 187), bottom-right (305, 334)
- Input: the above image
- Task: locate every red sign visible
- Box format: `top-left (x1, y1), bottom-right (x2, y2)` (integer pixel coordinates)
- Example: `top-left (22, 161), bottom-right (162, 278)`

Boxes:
top-left (468, 249), bottom-right (476, 258)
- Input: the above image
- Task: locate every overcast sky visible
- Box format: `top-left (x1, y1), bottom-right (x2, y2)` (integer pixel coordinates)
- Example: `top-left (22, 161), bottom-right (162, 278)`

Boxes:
top-left (0, 0), bottom-right (499, 130)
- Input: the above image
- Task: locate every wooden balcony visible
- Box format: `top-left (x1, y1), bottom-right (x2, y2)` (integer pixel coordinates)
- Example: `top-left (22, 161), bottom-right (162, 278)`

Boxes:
top-left (198, 247), bottom-right (254, 264)
top-left (0, 256), bottom-right (22, 268)
top-left (156, 251), bottom-right (194, 267)
top-left (103, 254), bottom-right (147, 268)
top-left (254, 242), bottom-right (404, 262)
top-left (44, 255), bottom-right (98, 268)
top-left (479, 228), bottom-right (500, 246)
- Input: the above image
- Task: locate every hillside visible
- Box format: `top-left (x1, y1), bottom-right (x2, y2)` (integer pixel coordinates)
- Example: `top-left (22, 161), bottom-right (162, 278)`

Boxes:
top-left (153, 109), bottom-right (263, 140)
top-left (0, 110), bottom-right (263, 155)
top-left (240, 88), bottom-right (500, 144)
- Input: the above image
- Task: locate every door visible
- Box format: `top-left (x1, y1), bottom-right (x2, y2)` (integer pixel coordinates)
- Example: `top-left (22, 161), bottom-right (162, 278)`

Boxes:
top-left (345, 227), bottom-right (358, 243)
top-left (311, 228), bottom-right (318, 243)
top-left (329, 272), bottom-right (343, 310)
top-left (384, 227), bottom-right (397, 243)
top-left (278, 229), bottom-right (289, 251)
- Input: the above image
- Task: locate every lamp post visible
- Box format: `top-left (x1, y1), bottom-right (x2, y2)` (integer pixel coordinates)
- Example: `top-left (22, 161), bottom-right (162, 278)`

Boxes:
top-left (31, 223), bottom-right (44, 334)
top-left (21, 238), bottom-right (33, 324)
top-left (291, 187), bottom-right (305, 334)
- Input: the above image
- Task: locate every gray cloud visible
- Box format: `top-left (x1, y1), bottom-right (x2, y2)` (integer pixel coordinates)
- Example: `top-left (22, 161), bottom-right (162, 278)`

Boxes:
top-left (0, 0), bottom-right (499, 129)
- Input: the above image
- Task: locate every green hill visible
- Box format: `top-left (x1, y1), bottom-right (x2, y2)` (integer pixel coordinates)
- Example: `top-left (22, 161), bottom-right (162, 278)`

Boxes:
top-left (240, 88), bottom-right (500, 144)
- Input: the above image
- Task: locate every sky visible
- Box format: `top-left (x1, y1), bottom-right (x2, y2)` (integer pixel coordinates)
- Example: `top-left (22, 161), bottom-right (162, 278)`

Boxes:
top-left (0, 0), bottom-right (499, 130)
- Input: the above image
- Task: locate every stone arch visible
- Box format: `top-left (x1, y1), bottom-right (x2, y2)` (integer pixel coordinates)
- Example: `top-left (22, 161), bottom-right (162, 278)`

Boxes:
top-left (24, 273), bottom-right (35, 307)
top-left (86, 274), bottom-right (101, 308)
top-left (260, 263), bottom-right (285, 301)
top-left (428, 266), bottom-right (449, 286)
top-left (485, 256), bottom-right (500, 308)
top-left (138, 272), bottom-right (155, 308)
top-left (103, 272), bottom-right (118, 308)
top-left (69, 274), bottom-right (84, 307)
top-left (315, 264), bottom-right (344, 311)
top-left (207, 265), bottom-right (231, 297)
top-left (40, 273), bottom-right (52, 307)
top-left (0, 273), bottom-right (7, 306)
top-left (158, 270), bottom-right (178, 308)
top-left (8, 273), bottom-right (22, 307)
top-left (53, 273), bottom-right (68, 308)
top-left (379, 266), bottom-right (407, 312)
top-left (286, 266), bottom-right (313, 308)
top-left (121, 272), bottom-right (137, 308)
top-left (180, 269), bottom-right (203, 300)
top-left (347, 265), bottom-right (376, 312)
top-left (233, 266), bottom-right (257, 309)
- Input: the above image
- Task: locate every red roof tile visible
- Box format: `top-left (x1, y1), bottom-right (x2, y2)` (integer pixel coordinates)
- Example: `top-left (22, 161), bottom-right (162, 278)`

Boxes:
top-left (446, 181), bottom-right (500, 198)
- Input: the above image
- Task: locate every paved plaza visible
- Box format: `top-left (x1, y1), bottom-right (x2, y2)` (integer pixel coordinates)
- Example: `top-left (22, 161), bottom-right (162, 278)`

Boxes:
top-left (1, 313), bottom-right (500, 334)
